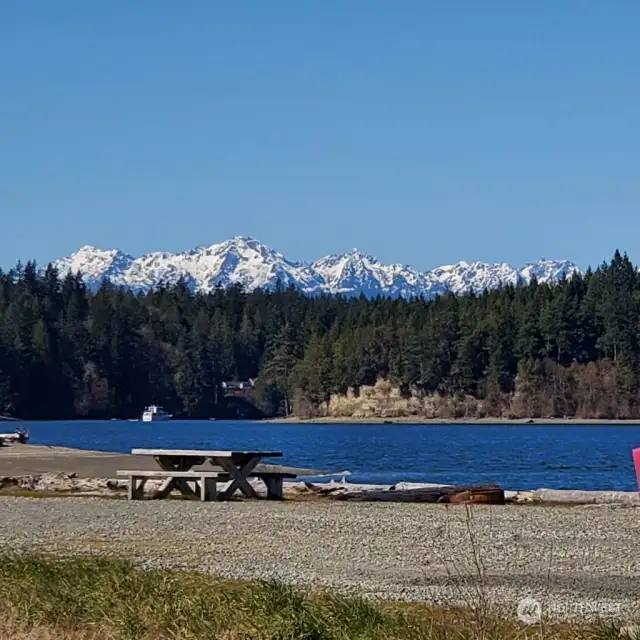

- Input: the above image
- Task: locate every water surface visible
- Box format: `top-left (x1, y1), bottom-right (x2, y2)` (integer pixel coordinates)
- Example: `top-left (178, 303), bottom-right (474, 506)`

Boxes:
top-left (24, 420), bottom-right (640, 491)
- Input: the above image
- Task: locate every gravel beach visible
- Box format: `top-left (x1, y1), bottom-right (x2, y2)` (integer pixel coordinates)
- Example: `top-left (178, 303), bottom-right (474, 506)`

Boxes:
top-left (0, 497), bottom-right (637, 623)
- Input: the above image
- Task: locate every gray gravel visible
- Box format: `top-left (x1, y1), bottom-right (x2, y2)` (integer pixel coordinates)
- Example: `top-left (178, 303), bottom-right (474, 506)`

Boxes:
top-left (0, 497), bottom-right (638, 623)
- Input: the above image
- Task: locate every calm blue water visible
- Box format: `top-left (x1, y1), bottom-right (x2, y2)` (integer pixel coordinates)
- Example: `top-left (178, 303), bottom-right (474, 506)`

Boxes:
top-left (23, 420), bottom-right (640, 491)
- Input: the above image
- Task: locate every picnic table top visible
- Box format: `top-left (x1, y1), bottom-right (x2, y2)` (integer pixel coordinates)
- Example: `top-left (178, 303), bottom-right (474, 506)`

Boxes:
top-left (131, 448), bottom-right (283, 458)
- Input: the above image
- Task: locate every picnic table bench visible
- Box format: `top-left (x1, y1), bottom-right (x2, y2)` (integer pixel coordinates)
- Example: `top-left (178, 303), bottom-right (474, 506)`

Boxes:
top-left (119, 449), bottom-right (291, 501)
top-left (117, 469), bottom-right (222, 501)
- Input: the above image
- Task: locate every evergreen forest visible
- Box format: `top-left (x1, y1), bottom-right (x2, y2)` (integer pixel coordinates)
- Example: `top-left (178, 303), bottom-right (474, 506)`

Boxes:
top-left (1, 251), bottom-right (640, 420)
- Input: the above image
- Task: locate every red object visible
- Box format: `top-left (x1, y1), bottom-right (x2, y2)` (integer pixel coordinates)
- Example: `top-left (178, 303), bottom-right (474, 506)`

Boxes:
top-left (633, 448), bottom-right (640, 491)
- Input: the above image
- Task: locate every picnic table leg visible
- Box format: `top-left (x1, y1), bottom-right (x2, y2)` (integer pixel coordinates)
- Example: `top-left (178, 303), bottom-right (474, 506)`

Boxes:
top-left (153, 456), bottom-right (199, 499)
top-left (201, 477), bottom-right (217, 502)
top-left (264, 476), bottom-right (284, 500)
top-left (214, 455), bottom-right (261, 500)
top-left (127, 476), bottom-right (135, 500)
top-left (128, 475), bottom-right (147, 500)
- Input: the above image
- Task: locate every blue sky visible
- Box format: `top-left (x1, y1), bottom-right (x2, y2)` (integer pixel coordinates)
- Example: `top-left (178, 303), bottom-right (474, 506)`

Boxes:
top-left (1, 1), bottom-right (639, 271)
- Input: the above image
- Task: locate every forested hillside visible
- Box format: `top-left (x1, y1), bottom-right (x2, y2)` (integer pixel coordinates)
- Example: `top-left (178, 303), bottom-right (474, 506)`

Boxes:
top-left (1, 251), bottom-right (639, 420)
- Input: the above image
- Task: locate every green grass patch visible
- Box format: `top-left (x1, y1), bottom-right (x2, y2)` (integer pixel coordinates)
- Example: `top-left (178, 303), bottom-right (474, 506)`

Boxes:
top-left (0, 554), bottom-right (624, 640)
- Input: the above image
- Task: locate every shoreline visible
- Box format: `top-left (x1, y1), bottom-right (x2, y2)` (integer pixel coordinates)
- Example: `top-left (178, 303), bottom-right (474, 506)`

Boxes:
top-left (1, 445), bottom-right (638, 504)
top-left (7, 415), bottom-right (640, 425)
top-left (264, 415), bottom-right (640, 425)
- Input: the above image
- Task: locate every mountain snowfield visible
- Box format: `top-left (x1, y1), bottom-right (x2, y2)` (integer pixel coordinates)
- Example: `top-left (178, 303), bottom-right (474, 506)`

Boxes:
top-left (52, 236), bottom-right (581, 299)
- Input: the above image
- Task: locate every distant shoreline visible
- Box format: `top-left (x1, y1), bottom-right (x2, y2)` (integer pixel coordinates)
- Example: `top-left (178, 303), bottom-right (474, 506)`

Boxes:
top-left (264, 416), bottom-right (640, 425)
top-left (7, 415), bottom-right (640, 425)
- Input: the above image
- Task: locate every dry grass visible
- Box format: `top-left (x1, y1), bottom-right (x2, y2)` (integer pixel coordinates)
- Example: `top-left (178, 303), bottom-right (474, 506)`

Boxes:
top-left (0, 554), bottom-right (626, 640)
top-left (0, 619), bottom-right (106, 640)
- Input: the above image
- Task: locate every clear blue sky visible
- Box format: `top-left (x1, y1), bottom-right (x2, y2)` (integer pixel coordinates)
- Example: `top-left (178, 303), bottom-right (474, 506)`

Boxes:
top-left (2, 1), bottom-right (639, 271)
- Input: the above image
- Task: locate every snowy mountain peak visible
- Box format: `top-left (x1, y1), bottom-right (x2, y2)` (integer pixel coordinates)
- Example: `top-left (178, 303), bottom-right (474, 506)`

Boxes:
top-left (51, 238), bottom-right (582, 299)
top-left (519, 259), bottom-right (580, 284)
top-left (431, 261), bottom-right (520, 294)
top-left (215, 235), bottom-right (264, 252)
top-left (53, 245), bottom-right (135, 286)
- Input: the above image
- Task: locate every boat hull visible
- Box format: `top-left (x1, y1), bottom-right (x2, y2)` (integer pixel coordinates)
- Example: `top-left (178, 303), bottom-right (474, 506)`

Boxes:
top-left (141, 414), bottom-right (171, 422)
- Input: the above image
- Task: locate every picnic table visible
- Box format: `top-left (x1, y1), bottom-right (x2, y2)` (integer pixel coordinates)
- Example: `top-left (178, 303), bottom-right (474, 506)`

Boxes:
top-left (120, 448), bottom-right (288, 501)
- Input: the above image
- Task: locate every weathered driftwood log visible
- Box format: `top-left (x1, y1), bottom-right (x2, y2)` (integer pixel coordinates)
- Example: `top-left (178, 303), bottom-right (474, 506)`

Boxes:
top-left (0, 430), bottom-right (29, 446)
top-left (0, 434), bottom-right (20, 444)
top-left (331, 484), bottom-right (505, 504)
top-left (529, 489), bottom-right (640, 506)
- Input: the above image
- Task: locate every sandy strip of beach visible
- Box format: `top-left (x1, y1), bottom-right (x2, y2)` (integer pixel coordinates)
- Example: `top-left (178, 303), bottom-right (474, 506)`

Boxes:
top-left (0, 497), bottom-right (637, 623)
top-left (0, 444), bottom-right (324, 478)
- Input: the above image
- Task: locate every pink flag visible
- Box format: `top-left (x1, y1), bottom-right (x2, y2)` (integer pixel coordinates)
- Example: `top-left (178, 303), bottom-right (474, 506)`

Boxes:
top-left (633, 448), bottom-right (640, 492)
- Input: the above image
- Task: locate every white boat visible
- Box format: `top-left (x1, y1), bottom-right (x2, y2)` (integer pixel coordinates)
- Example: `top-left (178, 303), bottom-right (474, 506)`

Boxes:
top-left (141, 405), bottom-right (172, 422)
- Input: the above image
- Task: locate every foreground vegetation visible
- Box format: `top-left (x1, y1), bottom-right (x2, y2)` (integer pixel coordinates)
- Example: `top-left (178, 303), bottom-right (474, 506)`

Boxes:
top-left (3, 250), bottom-right (640, 419)
top-left (0, 554), bottom-right (624, 640)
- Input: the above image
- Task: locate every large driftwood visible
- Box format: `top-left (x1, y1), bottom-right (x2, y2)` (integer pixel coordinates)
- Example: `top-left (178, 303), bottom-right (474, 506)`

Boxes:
top-left (0, 434), bottom-right (21, 443)
top-left (529, 489), bottom-right (640, 506)
top-left (331, 484), bottom-right (505, 504)
top-left (0, 431), bottom-right (29, 446)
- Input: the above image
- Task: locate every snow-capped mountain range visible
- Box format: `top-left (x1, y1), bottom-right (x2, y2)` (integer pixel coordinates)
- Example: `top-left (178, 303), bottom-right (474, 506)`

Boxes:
top-left (52, 237), bottom-right (581, 299)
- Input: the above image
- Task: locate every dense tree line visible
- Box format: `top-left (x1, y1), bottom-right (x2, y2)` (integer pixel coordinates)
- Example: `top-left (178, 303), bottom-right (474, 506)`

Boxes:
top-left (1, 251), bottom-right (640, 420)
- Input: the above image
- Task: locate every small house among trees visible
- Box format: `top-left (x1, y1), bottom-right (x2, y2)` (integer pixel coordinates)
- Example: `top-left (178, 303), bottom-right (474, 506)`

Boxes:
top-left (221, 379), bottom-right (255, 393)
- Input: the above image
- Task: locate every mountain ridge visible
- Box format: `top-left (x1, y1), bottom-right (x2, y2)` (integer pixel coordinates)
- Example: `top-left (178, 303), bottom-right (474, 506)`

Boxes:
top-left (51, 236), bottom-right (581, 299)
